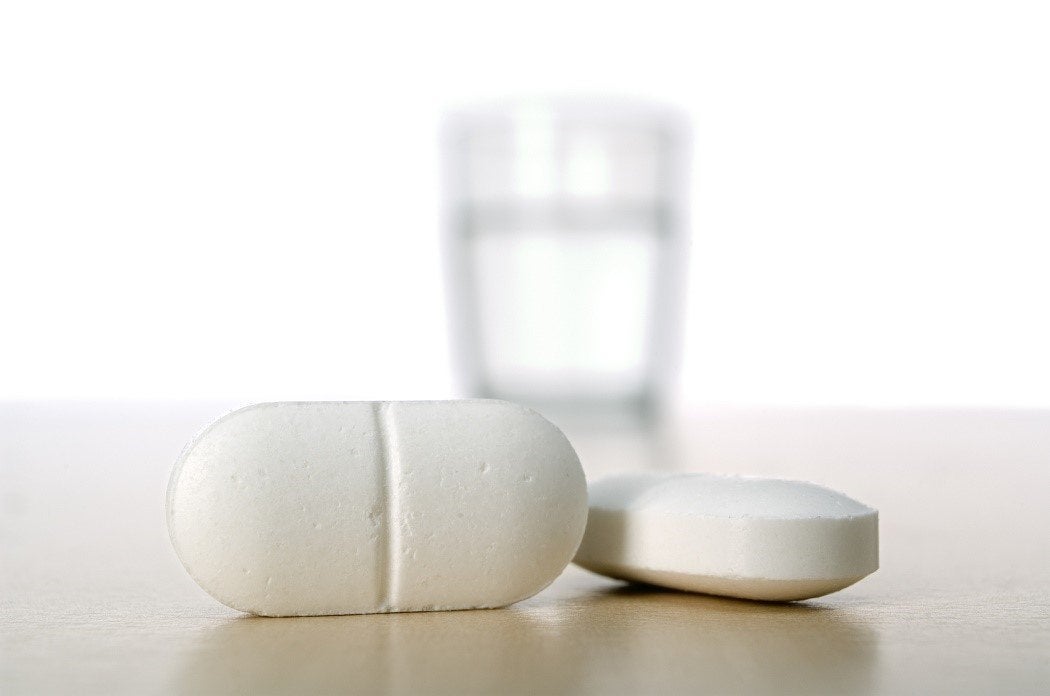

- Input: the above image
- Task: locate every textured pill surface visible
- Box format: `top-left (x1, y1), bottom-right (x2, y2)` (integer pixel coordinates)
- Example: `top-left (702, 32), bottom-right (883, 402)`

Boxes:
top-left (167, 400), bottom-right (588, 616)
top-left (573, 473), bottom-right (878, 601)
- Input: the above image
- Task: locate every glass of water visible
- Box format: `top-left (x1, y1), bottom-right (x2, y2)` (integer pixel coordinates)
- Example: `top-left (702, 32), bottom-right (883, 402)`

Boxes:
top-left (443, 98), bottom-right (689, 425)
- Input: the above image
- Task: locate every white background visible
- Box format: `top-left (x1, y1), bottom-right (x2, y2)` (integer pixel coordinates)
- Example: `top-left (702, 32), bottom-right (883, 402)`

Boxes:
top-left (2, 1), bottom-right (1048, 408)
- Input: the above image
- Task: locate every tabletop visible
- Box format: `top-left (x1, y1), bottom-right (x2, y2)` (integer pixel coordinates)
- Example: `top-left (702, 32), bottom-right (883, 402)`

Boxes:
top-left (2, 402), bottom-right (1048, 694)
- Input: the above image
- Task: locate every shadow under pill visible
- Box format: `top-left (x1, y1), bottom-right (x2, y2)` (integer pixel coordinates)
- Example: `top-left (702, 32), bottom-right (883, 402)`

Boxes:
top-left (571, 583), bottom-right (881, 694)
top-left (172, 582), bottom-right (879, 695)
top-left (170, 607), bottom-right (589, 695)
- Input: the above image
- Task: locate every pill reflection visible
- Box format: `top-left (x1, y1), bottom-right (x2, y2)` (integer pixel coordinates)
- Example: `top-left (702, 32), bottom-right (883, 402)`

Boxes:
top-left (172, 572), bottom-right (878, 694)
top-left (561, 585), bottom-right (880, 694)
top-left (171, 608), bottom-right (579, 694)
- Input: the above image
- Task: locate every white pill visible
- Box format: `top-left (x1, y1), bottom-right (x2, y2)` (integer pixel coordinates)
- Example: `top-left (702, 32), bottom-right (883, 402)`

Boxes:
top-left (167, 400), bottom-right (588, 616)
top-left (573, 473), bottom-right (878, 601)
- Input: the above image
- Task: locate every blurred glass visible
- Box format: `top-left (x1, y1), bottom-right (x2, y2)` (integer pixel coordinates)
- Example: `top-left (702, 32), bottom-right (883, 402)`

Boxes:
top-left (443, 98), bottom-right (689, 425)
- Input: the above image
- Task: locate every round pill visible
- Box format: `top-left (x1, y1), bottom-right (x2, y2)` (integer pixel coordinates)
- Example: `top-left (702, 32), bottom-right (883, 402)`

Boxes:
top-left (573, 472), bottom-right (878, 601)
top-left (167, 400), bottom-right (588, 616)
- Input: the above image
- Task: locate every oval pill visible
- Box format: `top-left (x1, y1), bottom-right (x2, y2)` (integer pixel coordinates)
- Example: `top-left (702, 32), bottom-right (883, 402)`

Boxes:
top-left (167, 400), bottom-right (588, 616)
top-left (573, 473), bottom-right (878, 601)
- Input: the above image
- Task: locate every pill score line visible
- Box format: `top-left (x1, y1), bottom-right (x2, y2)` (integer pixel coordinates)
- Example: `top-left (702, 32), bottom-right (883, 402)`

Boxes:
top-left (374, 401), bottom-right (402, 612)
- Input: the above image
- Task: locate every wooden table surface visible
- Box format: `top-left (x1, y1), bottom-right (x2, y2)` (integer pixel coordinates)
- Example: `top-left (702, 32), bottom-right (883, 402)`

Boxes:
top-left (2, 402), bottom-right (1048, 694)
